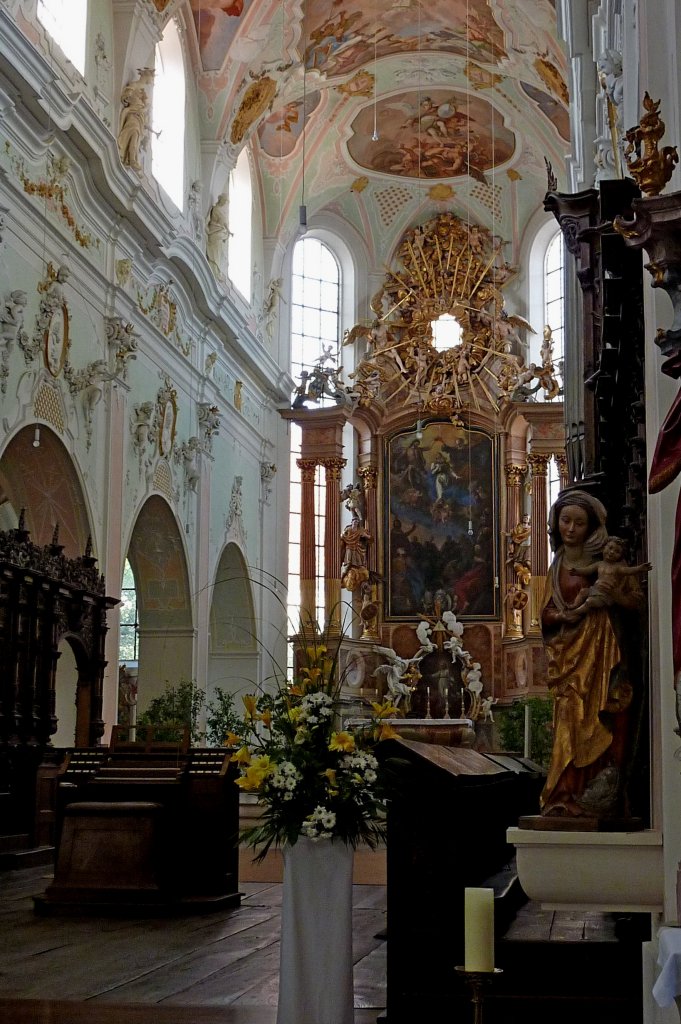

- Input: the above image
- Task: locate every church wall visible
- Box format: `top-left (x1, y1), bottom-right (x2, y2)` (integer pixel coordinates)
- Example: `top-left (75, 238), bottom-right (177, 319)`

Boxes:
top-left (0, 2), bottom-right (291, 743)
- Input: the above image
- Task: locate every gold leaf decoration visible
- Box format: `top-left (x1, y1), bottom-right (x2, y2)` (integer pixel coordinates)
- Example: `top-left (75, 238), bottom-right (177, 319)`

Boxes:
top-left (428, 184), bottom-right (454, 201)
top-left (351, 176), bottom-right (369, 193)
top-left (230, 77), bottom-right (278, 145)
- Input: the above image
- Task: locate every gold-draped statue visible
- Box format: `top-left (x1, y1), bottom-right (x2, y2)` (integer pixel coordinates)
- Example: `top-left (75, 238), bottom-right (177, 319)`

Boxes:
top-left (540, 490), bottom-right (647, 819)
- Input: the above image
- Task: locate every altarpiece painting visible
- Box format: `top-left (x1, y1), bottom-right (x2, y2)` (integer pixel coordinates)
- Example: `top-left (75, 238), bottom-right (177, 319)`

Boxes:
top-left (386, 421), bottom-right (498, 619)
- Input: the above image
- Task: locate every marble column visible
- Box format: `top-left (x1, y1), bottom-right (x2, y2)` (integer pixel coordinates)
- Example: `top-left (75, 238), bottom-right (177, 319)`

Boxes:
top-left (358, 464), bottom-right (379, 641)
top-left (297, 458), bottom-right (318, 634)
top-left (555, 451), bottom-right (569, 491)
top-left (322, 457), bottom-right (346, 634)
top-left (358, 465), bottom-right (378, 575)
top-left (504, 464), bottom-right (526, 640)
top-left (527, 452), bottom-right (550, 635)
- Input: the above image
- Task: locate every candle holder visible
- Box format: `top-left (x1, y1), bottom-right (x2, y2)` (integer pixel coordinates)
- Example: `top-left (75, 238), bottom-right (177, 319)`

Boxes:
top-left (455, 967), bottom-right (502, 1024)
top-left (443, 689), bottom-right (451, 719)
top-left (425, 688), bottom-right (432, 719)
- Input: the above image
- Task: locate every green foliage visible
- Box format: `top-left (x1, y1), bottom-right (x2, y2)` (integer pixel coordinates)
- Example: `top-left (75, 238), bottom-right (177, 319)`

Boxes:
top-left (137, 680), bottom-right (205, 744)
top-left (205, 688), bottom-right (242, 748)
top-left (497, 695), bottom-right (554, 769)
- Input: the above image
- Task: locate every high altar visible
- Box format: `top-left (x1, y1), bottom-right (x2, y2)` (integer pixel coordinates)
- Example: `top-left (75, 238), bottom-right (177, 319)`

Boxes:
top-left (282, 211), bottom-right (566, 729)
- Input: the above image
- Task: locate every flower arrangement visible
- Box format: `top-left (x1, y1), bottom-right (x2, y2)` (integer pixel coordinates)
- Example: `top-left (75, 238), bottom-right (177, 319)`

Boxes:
top-left (229, 636), bottom-right (400, 858)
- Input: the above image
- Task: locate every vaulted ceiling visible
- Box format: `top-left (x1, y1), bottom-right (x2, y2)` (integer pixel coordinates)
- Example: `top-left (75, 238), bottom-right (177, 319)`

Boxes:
top-left (188, 0), bottom-right (569, 262)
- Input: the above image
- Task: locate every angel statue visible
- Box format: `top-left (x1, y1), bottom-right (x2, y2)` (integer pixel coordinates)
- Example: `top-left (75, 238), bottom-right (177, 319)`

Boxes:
top-left (372, 645), bottom-right (424, 706)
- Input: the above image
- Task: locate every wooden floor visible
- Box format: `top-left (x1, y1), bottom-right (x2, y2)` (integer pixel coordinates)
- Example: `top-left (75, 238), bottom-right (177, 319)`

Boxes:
top-left (0, 866), bottom-right (387, 1024)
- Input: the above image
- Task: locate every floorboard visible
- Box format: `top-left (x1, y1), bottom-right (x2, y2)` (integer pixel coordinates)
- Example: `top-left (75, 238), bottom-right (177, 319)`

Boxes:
top-left (0, 866), bottom-right (387, 1023)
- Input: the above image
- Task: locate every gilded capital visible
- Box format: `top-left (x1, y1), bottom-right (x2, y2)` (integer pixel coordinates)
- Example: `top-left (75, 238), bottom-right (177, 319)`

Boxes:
top-left (527, 452), bottom-right (550, 477)
top-left (297, 458), bottom-right (318, 483)
top-left (320, 457), bottom-right (346, 482)
top-left (505, 464), bottom-right (527, 487)
top-left (358, 464), bottom-right (378, 489)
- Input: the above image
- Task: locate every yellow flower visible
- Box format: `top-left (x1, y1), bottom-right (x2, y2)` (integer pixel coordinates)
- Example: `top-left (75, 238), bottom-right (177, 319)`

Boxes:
top-left (257, 709), bottom-right (272, 728)
top-left (329, 731), bottom-right (356, 753)
top-left (235, 762), bottom-right (270, 791)
top-left (224, 731), bottom-right (242, 747)
top-left (231, 745), bottom-right (252, 766)
top-left (242, 693), bottom-right (258, 719)
top-left (287, 706), bottom-right (301, 723)
top-left (300, 666), bottom-right (322, 684)
top-left (371, 699), bottom-right (401, 720)
top-left (305, 644), bottom-right (327, 663)
top-left (252, 754), bottom-right (272, 769)
top-left (324, 768), bottom-right (338, 789)
top-left (378, 722), bottom-right (400, 741)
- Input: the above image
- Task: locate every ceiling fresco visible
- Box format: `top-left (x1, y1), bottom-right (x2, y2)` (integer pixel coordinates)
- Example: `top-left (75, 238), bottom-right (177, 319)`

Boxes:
top-left (347, 90), bottom-right (516, 181)
top-left (188, 0), bottom-right (570, 259)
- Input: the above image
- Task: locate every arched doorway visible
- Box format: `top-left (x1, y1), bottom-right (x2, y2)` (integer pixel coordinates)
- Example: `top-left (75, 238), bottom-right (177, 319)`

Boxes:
top-left (0, 425), bottom-right (92, 556)
top-left (209, 543), bottom-right (258, 703)
top-left (126, 495), bottom-right (193, 714)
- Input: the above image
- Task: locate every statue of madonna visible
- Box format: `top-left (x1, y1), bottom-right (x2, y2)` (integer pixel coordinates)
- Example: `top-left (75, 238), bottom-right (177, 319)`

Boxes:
top-left (540, 489), bottom-right (646, 819)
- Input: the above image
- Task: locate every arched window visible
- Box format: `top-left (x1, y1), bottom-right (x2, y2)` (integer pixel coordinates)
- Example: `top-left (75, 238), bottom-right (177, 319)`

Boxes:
top-left (527, 224), bottom-right (565, 402)
top-left (151, 19), bottom-right (186, 209)
top-left (119, 559), bottom-right (139, 666)
top-left (543, 231), bottom-right (565, 392)
top-left (228, 149), bottom-right (253, 300)
top-left (37, 0), bottom-right (87, 75)
top-left (288, 237), bottom-right (341, 640)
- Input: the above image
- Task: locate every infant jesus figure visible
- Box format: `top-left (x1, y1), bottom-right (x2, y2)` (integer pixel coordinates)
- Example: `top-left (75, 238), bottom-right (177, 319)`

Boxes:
top-left (569, 535), bottom-right (652, 615)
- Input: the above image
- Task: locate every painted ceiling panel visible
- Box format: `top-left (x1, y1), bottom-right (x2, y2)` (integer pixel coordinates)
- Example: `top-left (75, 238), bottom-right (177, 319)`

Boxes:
top-left (189, 0), bottom-right (569, 255)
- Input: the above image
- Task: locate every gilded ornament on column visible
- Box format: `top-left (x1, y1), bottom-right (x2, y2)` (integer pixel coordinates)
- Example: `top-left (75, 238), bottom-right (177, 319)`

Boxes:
top-left (358, 465), bottom-right (378, 489)
top-left (623, 93), bottom-right (678, 197)
top-left (505, 464), bottom-right (526, 487)
top-left (297, 458), bottom-right (318, 483)
top-left (527, 452), bottom-right (550, 477)
top-left (321, 457), bottom-right (346, 482)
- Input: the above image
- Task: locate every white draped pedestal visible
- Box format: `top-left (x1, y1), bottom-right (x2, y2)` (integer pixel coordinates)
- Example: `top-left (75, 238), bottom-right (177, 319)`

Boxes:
top-left (277, 837), bottom-right (355, 1024)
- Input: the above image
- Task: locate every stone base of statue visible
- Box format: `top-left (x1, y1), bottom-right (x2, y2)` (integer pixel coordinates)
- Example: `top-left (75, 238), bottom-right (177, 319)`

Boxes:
top-left (277, 836), bottom-right (354, 1024)
top-left (517, 813), bottom-right (643, 832)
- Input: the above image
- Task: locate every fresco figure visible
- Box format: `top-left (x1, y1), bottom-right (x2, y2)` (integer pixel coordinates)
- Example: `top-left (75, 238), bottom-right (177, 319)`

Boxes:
top-left (540, 490), bottom-right (645, 818)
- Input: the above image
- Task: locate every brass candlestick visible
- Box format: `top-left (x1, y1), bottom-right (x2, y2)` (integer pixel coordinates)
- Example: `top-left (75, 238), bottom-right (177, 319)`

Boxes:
top-left (455, 967), bottom-right (502, 1024)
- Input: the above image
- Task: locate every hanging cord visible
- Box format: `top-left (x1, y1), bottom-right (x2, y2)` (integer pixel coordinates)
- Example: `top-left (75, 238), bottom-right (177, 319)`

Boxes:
top-left (371, 12), bottom-right (379, 142)
top-left (299, 36), bottom-right (307, 228)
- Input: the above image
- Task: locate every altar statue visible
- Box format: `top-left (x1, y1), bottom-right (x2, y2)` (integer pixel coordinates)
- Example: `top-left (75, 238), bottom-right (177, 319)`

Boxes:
top-left (540, 489), bottom-right (646, 818)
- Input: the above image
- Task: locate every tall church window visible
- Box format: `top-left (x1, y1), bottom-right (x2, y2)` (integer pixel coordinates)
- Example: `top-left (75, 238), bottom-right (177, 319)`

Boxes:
top-left (119, 559), bottom-right (139, 665)
top-left (288, 237), bottom-right (341, 641)
top-left (151, 19), bottom-right (186, 209)
top-left (228, 149), bottom-right (253, 300)
top-left (543, 230), bottom-right (565, 397)
top-left (37, 0), bottom-right (87, 74)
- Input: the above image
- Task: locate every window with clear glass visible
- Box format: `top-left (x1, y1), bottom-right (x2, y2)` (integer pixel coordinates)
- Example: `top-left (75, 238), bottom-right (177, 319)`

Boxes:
top-left (288, 237), bottom-right (341, 652)
top-left (228, 149), bottom-right (253, 300)
top-left (151, 19), bottom-right (186, 209)
top-left (37, 0), bottom-right (87, 75)
top-left (431, 313), bottom-right (463, 352)
top-left (542, 231), bottom-right (564, 400)
top-left (119, 559), bottom-right (139, 664)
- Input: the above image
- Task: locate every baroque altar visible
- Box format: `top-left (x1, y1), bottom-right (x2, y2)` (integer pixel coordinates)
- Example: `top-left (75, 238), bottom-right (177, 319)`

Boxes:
top-left (281, 211), bottom-right (566, 735)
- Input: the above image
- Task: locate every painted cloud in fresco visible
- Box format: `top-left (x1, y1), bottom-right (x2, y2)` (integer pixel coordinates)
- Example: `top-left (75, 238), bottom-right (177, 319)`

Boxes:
top-left (303, 0), bottom-right (507, 78)
top-left (347, 91), bottom-right (515, 181)
top-left (520, 82), bottom-right (570, 142)
top-left (190, 0), bottom-right (252, 71)
top-left (257, 92), bottom-right (323, 159)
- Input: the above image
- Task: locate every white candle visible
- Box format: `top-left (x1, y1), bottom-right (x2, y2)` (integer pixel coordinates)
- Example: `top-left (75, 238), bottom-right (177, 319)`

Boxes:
top-left (464, 887), bottom-right (495, 972)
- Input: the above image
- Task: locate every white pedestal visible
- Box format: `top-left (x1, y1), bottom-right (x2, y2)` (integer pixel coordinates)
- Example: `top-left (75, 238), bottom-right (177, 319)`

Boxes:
top-left (277, 837), bottom-right (355, 1024)
top-left (507, 826), bottom-right (664, 912)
